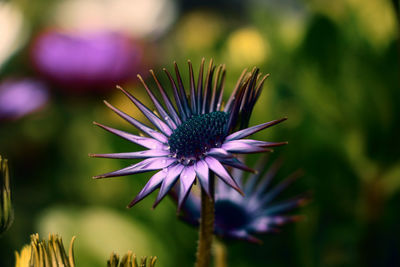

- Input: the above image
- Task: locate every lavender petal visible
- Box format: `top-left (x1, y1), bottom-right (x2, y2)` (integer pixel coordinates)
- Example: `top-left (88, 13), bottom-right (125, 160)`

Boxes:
top-left (178, 166), bottom-right (196, 210)
top-left (89, 149), bottom-right (170, 159)
top-left (204, 156), bottom-right (244, 196)
top-left (117, 86), bottom-right (173, 136)
top-left (225, 118), bottom-right (287, 141)
top-left (104, 100), bottom-right (168, 143)
top-left (194, 159), bottom-right (210, 196)
top-left (137, 74), bottom-right (177, 130)
top-left (93, 157), bottom-right (175, 179)
top-left (153, 164), bottom-right (184, 207)
top-left (221, 140), bottom-right (273, 154)
top-left (128, 169), bottom-right (168, 207)
top-left (150, 70), bottom-right (182, 125)
top-left (93, 122), bottom-right (167, 150)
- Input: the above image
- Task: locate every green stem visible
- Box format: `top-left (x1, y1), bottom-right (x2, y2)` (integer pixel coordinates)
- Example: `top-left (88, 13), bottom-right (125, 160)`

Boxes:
top-left (195, 175), bottom-right (215, 267)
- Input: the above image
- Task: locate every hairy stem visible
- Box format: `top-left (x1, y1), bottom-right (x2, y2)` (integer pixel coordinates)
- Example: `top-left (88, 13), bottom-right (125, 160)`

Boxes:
top-left (195, 175), bottom-right (215, 267)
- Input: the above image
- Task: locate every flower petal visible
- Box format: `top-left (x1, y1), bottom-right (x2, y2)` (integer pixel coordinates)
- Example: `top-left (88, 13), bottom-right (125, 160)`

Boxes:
top-left (93, 157), bottom-right (175, 179)
top-left (194, 159), bottom-right (210, 196)
top-left (89, 149), bottom-right (170, 159)
top-left (153, 164), bottom-right (184, 208)
top-left (204, 156), bottom-right (244, 196)
top-left (259, 171), bottom-right (302, 206)
top-left (104, 100), bottom-right (168, 143)
top-left (127, 169), bottom-right (168, 207)
top-left (117, 86), bottom-right (173, 136)
top-left (219, 157), bottom-right (256, 173)
top-left (178, 166), bottom-right (196, 210)
top-left (225, 118), bottom-right (287, 141)
top-left (93, 122), bottom-right (167, 150)
top-left (137, 74), bottom-right (177, 130)
top-left (221, 140), bottom-right (273, 154)
top-left (150, 70), bottom-right (182, 125)
top-left (207, 148), bottom-right (233, 159)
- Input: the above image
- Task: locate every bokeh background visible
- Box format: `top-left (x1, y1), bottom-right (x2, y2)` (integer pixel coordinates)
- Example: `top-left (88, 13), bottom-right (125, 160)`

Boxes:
top-left (1, 0), bottom-right (400, 266)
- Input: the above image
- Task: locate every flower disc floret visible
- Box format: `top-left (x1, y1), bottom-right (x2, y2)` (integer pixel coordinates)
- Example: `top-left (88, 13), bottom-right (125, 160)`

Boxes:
top-left (168, 111), bottom-right (228, 160)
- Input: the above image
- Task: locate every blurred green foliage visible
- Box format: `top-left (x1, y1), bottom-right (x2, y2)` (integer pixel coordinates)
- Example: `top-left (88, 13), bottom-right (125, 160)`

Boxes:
top-left (1, 0), bottom-right (399, 266)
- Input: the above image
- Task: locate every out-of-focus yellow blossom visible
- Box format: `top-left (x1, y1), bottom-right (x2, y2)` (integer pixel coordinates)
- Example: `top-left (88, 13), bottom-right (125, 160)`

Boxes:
top-left (175, 11), bottom-right (224, 52)
top-left (346, 0), bottom-right (396, 49)
top-left (278, 15), bottom-right (307, 51)
top-left (225, 28), bottom-right (270, 69)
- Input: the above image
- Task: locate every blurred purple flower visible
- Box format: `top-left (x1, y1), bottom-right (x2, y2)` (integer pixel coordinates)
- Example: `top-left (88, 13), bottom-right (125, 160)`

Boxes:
top-left (0, 79), bottom-right (48, 120)
top-left (31, 30), bottom-right (143, 91)
top-left (91, 60), bottom-right (287, 210)
top-left (177, 158), bottom-right (309, 243)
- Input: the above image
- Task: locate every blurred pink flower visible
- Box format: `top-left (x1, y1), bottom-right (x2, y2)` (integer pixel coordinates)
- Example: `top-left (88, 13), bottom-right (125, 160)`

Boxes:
top-left (31, 30), bottom-right (143, 92)
top-left (0, 79), bottom-right (48, 120)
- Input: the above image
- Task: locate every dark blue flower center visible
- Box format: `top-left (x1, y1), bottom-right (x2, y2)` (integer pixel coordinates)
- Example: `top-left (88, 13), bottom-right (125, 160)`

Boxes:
top-left (168, 111), bottom-right (228, 159)
top-left (215, 200), bottom-right (249, 230)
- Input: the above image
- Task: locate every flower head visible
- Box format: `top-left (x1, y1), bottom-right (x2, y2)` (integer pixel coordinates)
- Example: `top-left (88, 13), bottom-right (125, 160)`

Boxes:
top-left (91, 59), bottom-right (287, 209)
top-left (15, 234), bottom-right (76, 267)
top-left (108, 251), bottom-right (157, 267)
top-left (177, 158), bottom-right (309, 243)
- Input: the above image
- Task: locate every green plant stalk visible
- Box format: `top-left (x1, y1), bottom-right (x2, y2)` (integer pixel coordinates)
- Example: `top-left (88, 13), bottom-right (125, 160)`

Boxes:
top-left (195, 174), bottom-right (215, 267)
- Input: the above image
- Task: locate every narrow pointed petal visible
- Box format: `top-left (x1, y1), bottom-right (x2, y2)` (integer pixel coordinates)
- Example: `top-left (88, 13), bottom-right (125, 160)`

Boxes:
top-left (153, 164), bottom-right (184, 208)
top-left (259, 171), bottom-right (302, 205)
top-left (93, 122), bottom-right (167, 150)
top-left (221, 140), bottom-right (273, 154)
top-left (104, 100), bottom-right (168, 143)
top-left (117, 86), bottom-right (173, 136)
top-left (244, 156), bottom-right (269, 194)
top-left (209, 65), bottom-right (222, 112)
top-left (138, 74), bottom-right (177, 129)
top-left (219, 157), bottom-right (256, 173)
top-left (178, 166), bottom-right (196, 210)
top-left (225, 230), bottom-right (261, 244)
top-left (89, 149), bottom-right (170, 159)
top-left (163, 68), bottom-right (188, 120)
top-left (150, 70), bottom-right (181, 125)
top-left (253, 159), bottom-right (283, 196)
top-left (128, 169), bottom-right (168, 207)
top-left (93, 157), bottom-right (175, 179)
top-left (207, 148), bottom-right (234, 159)
top-left (204, 156), bottom-right (244, 195)
top-left (224, 68), bottom-right (247, 113)
top-left (174, 62), bottom-right (192, 117)
top-left (188, 61), bottom-right (197, 114)
top-left (226, 118), bottom-right (287, 141)
top-left (201, 60), bottom-right (214, 114)
top-left (216, 67), bottom-right (226, 111)
top-left (196, 58), bottom-right (205, 115)
top-left (234, 139), bottom-right (288, 148)
top-left (261, 195), bottom-right (309, 215)
top-left (194, 159), bottom-right (210, 196)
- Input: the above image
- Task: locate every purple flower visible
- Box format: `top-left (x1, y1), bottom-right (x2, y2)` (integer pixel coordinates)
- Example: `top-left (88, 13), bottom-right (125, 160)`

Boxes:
top-left (31, 30), bottom-right (142, 91)
top-left (91, 60), bottom-right (287, 209)
top-left (0, 79), bottom-right (48, 120)
top-left (178, 158), bottom-right (309, 243)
